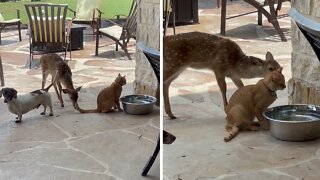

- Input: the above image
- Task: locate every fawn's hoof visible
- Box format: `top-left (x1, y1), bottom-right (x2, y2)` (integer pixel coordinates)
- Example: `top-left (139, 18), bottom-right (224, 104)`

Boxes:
top-left (40, 112), bottom-right (45, 115)
top-left (15, 120), bottom-right (22, 123)
top-left (49, 113), bottom-right (54, 116)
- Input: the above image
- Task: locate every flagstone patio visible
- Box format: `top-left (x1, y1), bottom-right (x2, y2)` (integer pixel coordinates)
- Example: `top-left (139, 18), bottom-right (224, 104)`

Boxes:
top-left (164, 1), bottom-right (320, 180)
top-left (0, 27), bottom-right (159, 179)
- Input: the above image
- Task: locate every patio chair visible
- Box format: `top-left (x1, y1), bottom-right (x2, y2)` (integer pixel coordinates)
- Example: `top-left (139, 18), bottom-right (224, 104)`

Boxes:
top-left (95, 0), bottom-right (137, 60)
top-left (163, 0), bottom-right (176, 35)
top-left (0, 9), bottom-right (22, 45)
top-left (25, 4), bottom-right (71, 68)
top-left (137, 42), bottom-right (177, 176)
top-left (137, 42), bottom-right (160, 176)
top-left (220, 0), bottom-right (290, 41)
top-left (68, 0), bottom-right (103, 36)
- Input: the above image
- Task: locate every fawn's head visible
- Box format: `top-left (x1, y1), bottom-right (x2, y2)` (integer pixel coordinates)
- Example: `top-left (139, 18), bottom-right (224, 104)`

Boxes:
top-left (62, 86), bottom-right (82, 108)
top-left (244, 52), bottom-right (281, 78)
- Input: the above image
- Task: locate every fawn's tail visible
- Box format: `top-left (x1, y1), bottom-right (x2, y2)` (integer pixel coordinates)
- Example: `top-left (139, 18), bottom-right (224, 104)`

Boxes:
top-left (224, 125), bottom-right (239, 142)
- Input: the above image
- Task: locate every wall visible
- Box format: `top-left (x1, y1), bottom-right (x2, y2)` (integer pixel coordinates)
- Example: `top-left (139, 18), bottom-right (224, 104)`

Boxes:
top-left (289, 0), bottom-right (320, 104)
top-left (134, 0), bottom-right (160, 102)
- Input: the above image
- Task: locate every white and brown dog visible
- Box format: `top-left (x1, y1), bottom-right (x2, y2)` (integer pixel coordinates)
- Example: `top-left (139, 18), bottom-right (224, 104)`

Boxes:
top-left (0, 84), bottom-right (54, 123)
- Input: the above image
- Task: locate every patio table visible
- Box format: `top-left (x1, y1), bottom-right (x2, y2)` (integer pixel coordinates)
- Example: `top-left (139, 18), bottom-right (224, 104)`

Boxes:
top-left (220, 0), bottom-right (288, 41)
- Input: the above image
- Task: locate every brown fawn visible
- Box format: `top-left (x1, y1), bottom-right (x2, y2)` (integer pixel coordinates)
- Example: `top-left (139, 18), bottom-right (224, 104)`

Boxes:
top-left (164, 32), bottom-right (281, 119)
top-left (40, 53), bottom-right (82, 108)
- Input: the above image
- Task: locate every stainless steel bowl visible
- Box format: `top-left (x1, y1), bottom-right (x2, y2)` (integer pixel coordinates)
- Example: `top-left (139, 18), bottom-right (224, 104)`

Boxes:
top-left (263, 104), bottom-right (320, 141)
top-left (120, 95), bottom-right (157, 115)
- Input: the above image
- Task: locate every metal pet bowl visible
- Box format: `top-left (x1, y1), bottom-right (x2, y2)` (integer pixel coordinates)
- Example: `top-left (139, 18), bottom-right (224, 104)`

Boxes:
top-left (120, 95), bottom-right (157, 115)
top-left (263, 105), bottom-right (320, 141)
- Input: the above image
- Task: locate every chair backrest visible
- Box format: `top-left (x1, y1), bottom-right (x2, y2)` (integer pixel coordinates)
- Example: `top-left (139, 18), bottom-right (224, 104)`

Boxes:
top-left (120, 0), bottom-right (137, 41)
top-left (25, 4), bottom-right (68, 45)
top-left (163, 0), bottom-right (172, 12)
top-left (76, 0), bottom-right (101, 20)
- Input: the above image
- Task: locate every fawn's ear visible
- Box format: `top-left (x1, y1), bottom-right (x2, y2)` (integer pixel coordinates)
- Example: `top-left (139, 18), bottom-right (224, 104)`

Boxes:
top-left (75, 86), bottom-right (82, 92)
top-left (266, 52), bottom-right (274, 61)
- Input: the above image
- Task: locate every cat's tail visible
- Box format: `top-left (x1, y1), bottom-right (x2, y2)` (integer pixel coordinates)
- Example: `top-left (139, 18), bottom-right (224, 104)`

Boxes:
top-left (224, 125), bottom-right (239, 142)
top-left (75, 105), bottom-right (99, 113)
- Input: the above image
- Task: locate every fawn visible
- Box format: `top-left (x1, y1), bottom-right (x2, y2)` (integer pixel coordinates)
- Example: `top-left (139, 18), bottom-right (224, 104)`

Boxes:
top-left (40, 53), bottom-right (82, 108)
top-left (164, 32), bottom-right (281, 119)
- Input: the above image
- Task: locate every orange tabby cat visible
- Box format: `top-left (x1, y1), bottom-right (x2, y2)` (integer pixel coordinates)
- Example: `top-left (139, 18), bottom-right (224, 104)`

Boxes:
top-left (76, 74), bottom-right (126, 113)
top-left (224, 67), bottom-right (286, 142)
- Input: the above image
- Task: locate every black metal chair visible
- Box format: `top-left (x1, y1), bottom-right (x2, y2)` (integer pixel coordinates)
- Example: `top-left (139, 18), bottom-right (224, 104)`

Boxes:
top-left (289, 8), bottom-right (320, 61)
top-left (137, 42), bottom-right (160, 176)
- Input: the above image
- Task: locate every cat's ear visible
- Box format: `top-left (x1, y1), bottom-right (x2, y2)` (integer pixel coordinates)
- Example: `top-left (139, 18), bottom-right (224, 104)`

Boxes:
top-left (277, 67), bottom-right (283, 73)
top-left (266, 52), bottom-right (274, 61)
top-left (118, 73), bottom-right (121, 77)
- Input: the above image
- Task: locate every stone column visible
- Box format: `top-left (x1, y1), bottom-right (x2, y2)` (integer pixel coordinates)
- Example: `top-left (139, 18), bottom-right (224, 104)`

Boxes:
top-left (289, 0), bottom-right (320, 104)
top-left (134, 0), bottom-right (160, 103)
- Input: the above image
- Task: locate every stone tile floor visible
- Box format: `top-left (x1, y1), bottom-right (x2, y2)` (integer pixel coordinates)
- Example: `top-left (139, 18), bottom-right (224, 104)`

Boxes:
top-left (0, 27), bottom-right (160, 179)
top-left (164, 1), bottom-right (320, 180)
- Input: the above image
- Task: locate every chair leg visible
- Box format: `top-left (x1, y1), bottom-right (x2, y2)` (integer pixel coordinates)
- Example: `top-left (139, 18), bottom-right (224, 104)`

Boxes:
top-left (0, 30), bottom-right (2, 45)
top-left (29, 51), bottom-right (32, 69)
top-left (220, 0), bottom-right (227, 35)
top-left (141, 135), bottom-right (160, 176)
top-left (258, 9), bottom-right (262, 25)
top-left (172, 2), bottom-right (176, 35)
top-left (0, 56), bottom-right (4, 87)
top-left (120, 43), bottom-right (131, 60)
top-left (18, 23), bottom-right (22, 41)
top-left (95, 32), bottom-right (99, 56)
top-left (116, 43), bottom-right (118, 51)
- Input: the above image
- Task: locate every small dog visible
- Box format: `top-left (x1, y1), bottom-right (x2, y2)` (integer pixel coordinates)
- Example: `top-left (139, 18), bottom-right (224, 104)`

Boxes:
top-left (0, 84), bottom-right (54, 123)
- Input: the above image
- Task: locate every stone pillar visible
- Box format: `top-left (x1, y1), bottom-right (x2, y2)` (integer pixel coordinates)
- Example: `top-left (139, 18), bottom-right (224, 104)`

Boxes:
top-left (289, 0), bottom-right (320, 104)
top-left (134, 0), bottom-right (160, 103)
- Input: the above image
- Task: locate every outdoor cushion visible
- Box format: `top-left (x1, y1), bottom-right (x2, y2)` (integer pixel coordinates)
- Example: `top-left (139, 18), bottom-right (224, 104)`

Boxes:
top-left (0, 19), bottom-right (20, 24)
top-left (99, 25), bottom-right (123, 39)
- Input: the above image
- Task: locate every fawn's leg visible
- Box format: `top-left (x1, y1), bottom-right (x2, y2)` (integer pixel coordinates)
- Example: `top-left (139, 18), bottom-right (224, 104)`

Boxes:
top-left (57, 82), bottom-right (64, 107)
top-left (42, 72), bottom-right (49, 89)
top-left (53, 83), bottom-right (63, 107)
top-left (214, 71), bottom-right (228, 111)
top-left (231, 77), bottom-right (244, 88)
top-left (163, 69), bottom-right (182, 119)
